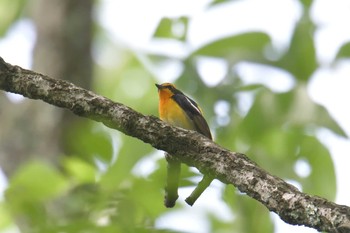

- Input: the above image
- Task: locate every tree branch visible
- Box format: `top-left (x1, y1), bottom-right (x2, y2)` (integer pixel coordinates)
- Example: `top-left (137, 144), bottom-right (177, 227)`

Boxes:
top-left (0, 57), bottom-right (349, 233)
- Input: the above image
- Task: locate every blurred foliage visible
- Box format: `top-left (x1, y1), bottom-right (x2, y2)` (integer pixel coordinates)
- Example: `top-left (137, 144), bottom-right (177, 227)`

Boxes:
top-left (192, 32), bottom-right (271, 63)
top-left (272, 15), bottom-right (318, 82)
top-left (220, 185), bottom-right (274, 232)
top-left (0, 0), bottom-right (26, 36)
top-left (336, 41), bottom-right (350, 59)
top-left (153, 16), bottom-right (189, 41)
top-left (1, 0), bottom-right (349, 232)
top-left (209, 0), bottom-right (238, 7)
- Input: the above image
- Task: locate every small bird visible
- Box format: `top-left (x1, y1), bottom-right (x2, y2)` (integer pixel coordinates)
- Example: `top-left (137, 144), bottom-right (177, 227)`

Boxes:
top-left (155, 83), bottom-right (213, 207)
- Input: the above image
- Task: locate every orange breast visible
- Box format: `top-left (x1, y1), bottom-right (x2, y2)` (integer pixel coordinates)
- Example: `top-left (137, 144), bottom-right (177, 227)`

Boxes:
top-left (158, 97), bottom-right (195, 130)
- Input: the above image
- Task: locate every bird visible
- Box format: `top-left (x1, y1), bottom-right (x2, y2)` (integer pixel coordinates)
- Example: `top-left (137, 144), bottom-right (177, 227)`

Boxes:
top-left (155, 82), bottom-right (213, 207)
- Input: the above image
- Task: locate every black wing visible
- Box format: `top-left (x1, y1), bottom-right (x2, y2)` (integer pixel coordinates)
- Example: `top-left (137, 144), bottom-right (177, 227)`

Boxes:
top-left (172, 93), bottom-right (212, 140)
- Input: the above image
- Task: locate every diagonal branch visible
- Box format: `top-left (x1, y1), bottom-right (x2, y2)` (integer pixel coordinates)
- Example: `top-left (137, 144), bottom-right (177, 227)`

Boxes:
top-left (0, 57), bottom-right (349, 232)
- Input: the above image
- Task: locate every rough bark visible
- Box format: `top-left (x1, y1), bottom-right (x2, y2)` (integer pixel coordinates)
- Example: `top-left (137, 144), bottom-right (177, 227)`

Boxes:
top-left (0, 58), bottom-right (349, 233)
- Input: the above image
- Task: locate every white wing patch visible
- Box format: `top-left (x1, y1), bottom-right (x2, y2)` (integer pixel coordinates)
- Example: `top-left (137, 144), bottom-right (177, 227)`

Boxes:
top-left (185, 96), bottom-right (202, 114)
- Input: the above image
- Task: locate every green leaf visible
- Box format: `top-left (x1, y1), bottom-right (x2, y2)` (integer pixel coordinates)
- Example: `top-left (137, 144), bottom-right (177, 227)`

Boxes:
top-left (240, 86), bottom-right (346, 140)
top-left (298, 135), bottom-right (336, 200)
top-left (153, 17), bottom-right (188, 41)
top-left (274, 16), bottom-right (317, 81)
top-left (153, 18), bottom-right (173, 39)
top-left (209, 0), bottom-right (238, 7)
top-left (6, 161), bottom-right (69, 213)
top-left (65, 120), bottom-right (113, 162)
top-left (335, 41), bottom-right (350, 59)
top-left (0, 202), bottom-right (12, 230)
top-left (237, 84), bottom-right (264, 92)
top-left (298, 0), bottom-right (313, 8)
top-left (222, 187), bottom-right (274, 233)
top-left (0, 0), bottom-right (26, 36)
top-left (191, 32), bottom-right (271, 62)
top-left (100, 136), bottom-right (154, 190)
top-left (128, 178), bottom-right (164, 218)
top-left (236, 86), bottom-right (337, 200)
top-left (63, 157), bottom-right (96, 183)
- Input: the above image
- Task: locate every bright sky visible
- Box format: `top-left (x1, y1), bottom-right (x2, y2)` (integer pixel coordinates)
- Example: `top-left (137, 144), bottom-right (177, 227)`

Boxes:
top-left (0, 0), bottom-right (350, 232)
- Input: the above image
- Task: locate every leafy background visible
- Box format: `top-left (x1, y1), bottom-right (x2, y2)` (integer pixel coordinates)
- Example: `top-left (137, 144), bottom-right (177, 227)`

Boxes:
top-left (0, 0), bottom-right (350, 233)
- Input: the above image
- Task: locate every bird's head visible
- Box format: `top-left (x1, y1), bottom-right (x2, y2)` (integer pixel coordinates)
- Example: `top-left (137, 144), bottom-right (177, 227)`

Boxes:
top-left (155, 83), bottom-right (182, 98)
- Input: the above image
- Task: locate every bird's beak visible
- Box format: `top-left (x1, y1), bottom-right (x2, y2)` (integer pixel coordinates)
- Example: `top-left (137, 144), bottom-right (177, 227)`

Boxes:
top-left (155, 84), bottom-right (162, 90)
